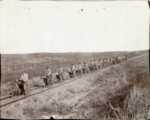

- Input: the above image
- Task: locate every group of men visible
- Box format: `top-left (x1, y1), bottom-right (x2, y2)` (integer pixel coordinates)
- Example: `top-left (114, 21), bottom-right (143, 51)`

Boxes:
top-left (68, 55), bottom-right (127, 79)
top-left (15, 55), bottom-right (127, 96)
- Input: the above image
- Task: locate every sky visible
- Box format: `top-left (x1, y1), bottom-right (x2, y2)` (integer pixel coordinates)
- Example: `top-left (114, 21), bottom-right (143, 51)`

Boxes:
top-left (0, 0), bottom-right (149, 54)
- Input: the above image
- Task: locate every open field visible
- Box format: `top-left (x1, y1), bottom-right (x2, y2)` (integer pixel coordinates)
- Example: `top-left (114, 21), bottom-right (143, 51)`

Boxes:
top-left (0, 50), bottom-right (148, 97)
top-left (1, 50), bottom-right (147, 83)
top-left (0, 50), bottom-right (149, 119)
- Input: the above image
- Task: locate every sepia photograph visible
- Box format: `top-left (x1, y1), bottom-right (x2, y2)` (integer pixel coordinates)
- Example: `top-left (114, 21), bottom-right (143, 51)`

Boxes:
top-left (0, 0), bottom-right (149, 119)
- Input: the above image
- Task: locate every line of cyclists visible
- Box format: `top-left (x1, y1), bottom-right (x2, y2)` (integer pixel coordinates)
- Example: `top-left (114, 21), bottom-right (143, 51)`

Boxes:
top-left (15, 55), bottom-right (127, 96)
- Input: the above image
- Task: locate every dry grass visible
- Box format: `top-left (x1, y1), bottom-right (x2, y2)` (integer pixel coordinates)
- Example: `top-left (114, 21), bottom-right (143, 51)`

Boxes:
top-left (1, 52), bottom-right (149, 119)
top-left (0, 77), bottom-right (44, 96)
top-left (22, 53), bottom-right (149, 119)
top-left (29, 77), bottom-right (44, 87)
top-left (22, 98), bottom-right (73, 119)
top-left (1, 51), bottom-right (147, 96)
top-left (1, 71), bottom-right (70, 96)
top-left (72, 54), bottom-right (149, 119)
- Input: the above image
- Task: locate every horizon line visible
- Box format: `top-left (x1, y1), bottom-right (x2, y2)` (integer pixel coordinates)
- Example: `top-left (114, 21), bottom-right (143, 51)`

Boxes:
top-left (0, 49), bottom-right (149, 55)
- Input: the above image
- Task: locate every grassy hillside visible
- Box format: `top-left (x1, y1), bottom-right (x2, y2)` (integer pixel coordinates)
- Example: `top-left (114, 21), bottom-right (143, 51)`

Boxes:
top-left (0, 51), bottom-right (149, 119)
top-left (1, 50), bottom-right (148, 84)
top-left (78, 52), bottom-right (149, 119)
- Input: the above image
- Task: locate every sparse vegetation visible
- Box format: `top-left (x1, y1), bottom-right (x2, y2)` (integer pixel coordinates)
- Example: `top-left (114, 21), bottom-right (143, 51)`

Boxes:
top-left (1, 51), bottom-right (147, 84)
top-left (22, 98), bottom-right (73, 119)
top-left (1, 51), bottom-right (149, 119)
top-left (72, 53), bottom-right (149, 119)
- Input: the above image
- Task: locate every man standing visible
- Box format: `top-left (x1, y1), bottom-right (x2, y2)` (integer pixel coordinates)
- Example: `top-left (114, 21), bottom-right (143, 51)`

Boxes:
top-left (92, 60), bottom-right (95, 71)
top-left (98, 59), bottom-right (101, 69)
top-left (55, 72), bottom-right (60, 83)
top-left (76, 64), bottom-right (79, 76)
top-left (100, 59), bottom-right (103, 68)
top-left (85, 62), bottom-right (89, 73)
top-left (94, 60), bottom-right (98, 71)
top-left (57, 66), bottom-right (64, 83)
top-left (17, 70), bottom-right (28, 95)
top-left (68, 68), bottom-right (73, 79)
top-left (71, 64), bottom-right (76, 79)
top-left (78, 63), bottom-right (82, 76)
top-left (82, 62), bottom-right (86, 75)
top-left (44, 66), bottom-right (52, 87)
top-left (89, 60), bottom-right (93, 72)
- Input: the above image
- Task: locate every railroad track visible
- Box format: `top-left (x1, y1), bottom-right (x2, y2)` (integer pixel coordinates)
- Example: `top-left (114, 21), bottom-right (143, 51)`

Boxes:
top-left (0, 87), bottom-right (38, 101)
top-left (1, 53), bottom-right (147, 108)
top-left (0, 74), bottom-right (94, 107)
top-left (0, 65), bottom-right (113, 108)
top-left (0, 78), bottom-right (80, 108)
